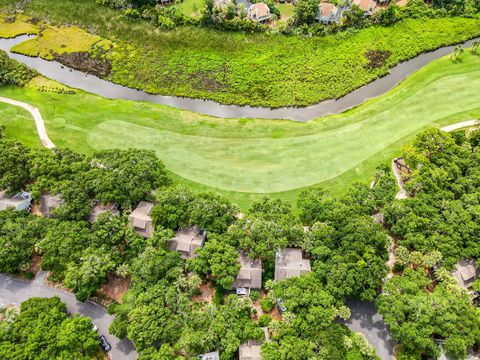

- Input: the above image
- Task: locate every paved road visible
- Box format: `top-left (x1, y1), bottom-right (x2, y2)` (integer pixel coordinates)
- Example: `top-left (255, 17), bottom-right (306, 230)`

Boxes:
top-left (0, 272), bottom-right (137, 360)
top-left (0, 96), bottom-right (55, 148)
top-left (344, 299), bottom-right (396, 360)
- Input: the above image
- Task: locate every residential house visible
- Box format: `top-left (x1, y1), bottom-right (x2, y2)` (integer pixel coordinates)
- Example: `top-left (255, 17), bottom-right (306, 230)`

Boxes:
top-left (169, 226), bottom-right (206, 259)
top-left (239, 342), bottom-right (262, 360)
top-left (274, 248), bottom-right (311, 281)
top-left (247, 2), bottom-right (271, 22)
top-left (317, 2), bottom-right (339, 24)
top-left (451, 259), bottom-right (478, 289)
top-left (239, 328), bottom-right (269, 360)
top-left (89, 200), bottom-right (120, 223)
top-left (352, 0), bottom-right (375, 15)
top-left (129, 201), bottom-right (154, 238)
top-left (39, 194), bottom-right (63, 217)
top-left (0, 191), bottom-right (32, 211)
top-left (233, 253), bottom-right (262, 294)
top-left (198, 352), bottom-right (220, 360)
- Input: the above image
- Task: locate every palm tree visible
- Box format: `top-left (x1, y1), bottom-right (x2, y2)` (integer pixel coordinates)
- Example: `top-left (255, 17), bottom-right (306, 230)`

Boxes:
top-left (472, 40), bottom-right (480, 55)
top-left (450, 45), bottom-right (464, 61)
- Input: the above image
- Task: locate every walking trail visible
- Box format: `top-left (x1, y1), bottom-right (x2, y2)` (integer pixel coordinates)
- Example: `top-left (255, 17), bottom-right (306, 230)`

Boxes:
top-left (0, 96), bottom-right (55, 149)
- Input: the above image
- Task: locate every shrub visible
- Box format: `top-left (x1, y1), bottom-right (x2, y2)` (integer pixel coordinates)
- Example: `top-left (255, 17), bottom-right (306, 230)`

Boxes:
top-left (258, 314), bottom-right (272, 327)
top-left (260, 297), bottom-right (274, 313)
top-left (250, 290), bottom-right (261, 301)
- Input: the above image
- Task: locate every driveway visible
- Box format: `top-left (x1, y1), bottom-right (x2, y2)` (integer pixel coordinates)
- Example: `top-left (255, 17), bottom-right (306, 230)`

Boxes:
top-left (0, 272), bottom-right (137, 360)
top-left (344, 299), bottom-right (396, 360)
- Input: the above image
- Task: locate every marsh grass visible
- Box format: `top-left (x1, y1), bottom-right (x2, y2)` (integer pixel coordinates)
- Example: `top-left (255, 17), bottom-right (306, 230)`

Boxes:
top-left (1, 0), bottom-right (480, 107)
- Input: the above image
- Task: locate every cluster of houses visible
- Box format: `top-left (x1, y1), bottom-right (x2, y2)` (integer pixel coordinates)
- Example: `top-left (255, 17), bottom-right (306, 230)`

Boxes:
top-left (127, 200), bottom-right (312, 359)
top-left (5, 192), bottom-right (479, 358)
top-left (212, 0), bottom-right (273, 22)
top-left (318, 0), bottom-right (386, 24)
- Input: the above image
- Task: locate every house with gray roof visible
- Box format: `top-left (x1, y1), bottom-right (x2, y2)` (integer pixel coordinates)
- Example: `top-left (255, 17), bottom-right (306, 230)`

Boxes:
top-left (239, 342), bottom-right (262, 360)
top-left (198, 351), bottom-right (220, 360)
top-left (129, 201), bottom-right (154, 238)
top-left (169, 226), bottom-right (206, 259)
top-left (0, 191), bottom-right (31, 211)
top-left (39, 194), bottom-right (63, 217)
top-left (274, 248), bottom-right (311, 281)
top-left (234, 253), bottom-right (262, 293)
top-left (451, 259), bottom-right (478, 289)
top-left (239, 328), bottom-right (269, 360)
top-left (89, 200), bottom-right (120, 223)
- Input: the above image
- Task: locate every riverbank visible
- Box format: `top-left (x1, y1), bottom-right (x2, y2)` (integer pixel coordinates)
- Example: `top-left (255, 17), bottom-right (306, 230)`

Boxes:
top-left (0, 50), bottom-right (479, 209)
top-left (1, 1), bottom-right (480, 108)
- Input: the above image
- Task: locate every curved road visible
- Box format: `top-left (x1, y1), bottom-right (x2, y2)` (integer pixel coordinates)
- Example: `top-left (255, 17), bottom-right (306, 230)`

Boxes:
top-left (0, 96), bottom-right (55, 148)
top-left (0, 35), bottom-right (479, 122)
top-left (0, 272), bottom-right (136, 360)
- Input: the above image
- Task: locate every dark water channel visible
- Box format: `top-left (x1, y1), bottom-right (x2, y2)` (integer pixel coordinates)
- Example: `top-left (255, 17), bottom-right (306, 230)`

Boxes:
top-left (0, 35), bottom-right (478, 121)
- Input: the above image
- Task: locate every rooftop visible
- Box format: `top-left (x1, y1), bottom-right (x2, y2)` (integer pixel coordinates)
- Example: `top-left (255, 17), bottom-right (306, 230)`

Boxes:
top-left (129, 201), bottom-right (154, 238)
top-left (39, 194), bottom-right (63, 216)
top-left (319, 2), bottom-right (338, 17)
top-left (170, 226), bottom-right (206, 259)
top-left (275, 248), bottom-right (311, 281)
top-left (452, 259), bottom-right (477, 289)
top-left (352, 0), bottom-right (375, 11)
top-left (234, 253), bottom-right (262, 289)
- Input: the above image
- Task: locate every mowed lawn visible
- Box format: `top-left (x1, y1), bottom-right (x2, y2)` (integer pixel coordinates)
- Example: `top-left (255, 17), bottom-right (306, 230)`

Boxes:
top-left (0, 52), bottom-right (479, 207)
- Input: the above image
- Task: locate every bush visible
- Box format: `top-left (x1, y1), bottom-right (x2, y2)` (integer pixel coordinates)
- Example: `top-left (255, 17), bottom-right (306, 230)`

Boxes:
top-left (0, 51), bottom-right (37, 86)
top-left (258, 314), bottom-right (272, 327)
top-left (250, 290), bottom-right (261, 301)
top-left (260, 297), bottom-right (274, 313)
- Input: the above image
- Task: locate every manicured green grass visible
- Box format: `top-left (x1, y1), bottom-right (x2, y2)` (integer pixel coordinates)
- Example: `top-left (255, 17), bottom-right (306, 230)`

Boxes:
top-left (175, 0), bottom-right (205, 18)
top-left (1, 0), bottom-right (480, 107)
top-left (277, 3), bottom-right (294, 24)
top-left (0, 51), bottom-right (479, 210)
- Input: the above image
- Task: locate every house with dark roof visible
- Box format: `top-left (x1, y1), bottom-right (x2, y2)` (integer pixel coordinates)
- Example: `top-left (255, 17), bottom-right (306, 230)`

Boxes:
top-left (169, 226), bottom-right (206, 259)
top-left (39, 194), bottom-right (63, 217)
top-left (274, 248), bottom-right (311, 281)
top-left (317, 2), bottom-right (339, 24)
top-left (234, 253), bottom-right (262, 294)
top-left (0, 191), bottom-right (31, 211)
top-left (247, 2), bottom-right (271, 22)
top-left (451, 259), bottom-right (478, 289)
top-left (129, 201), bottom-right (154, 238)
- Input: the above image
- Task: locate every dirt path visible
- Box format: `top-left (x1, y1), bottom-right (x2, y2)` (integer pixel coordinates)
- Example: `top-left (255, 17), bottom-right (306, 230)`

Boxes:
top-left (392, 159), bottom-right (409, 200)
top-left (0, 96), bottom-right (55, 149)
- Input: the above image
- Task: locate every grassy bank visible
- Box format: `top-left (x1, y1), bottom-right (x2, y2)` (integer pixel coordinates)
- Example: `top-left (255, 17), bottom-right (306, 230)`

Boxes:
top-left (0, 50), bottom-right (479, 210)
top-left (1, 0), bottom-right (480, 107)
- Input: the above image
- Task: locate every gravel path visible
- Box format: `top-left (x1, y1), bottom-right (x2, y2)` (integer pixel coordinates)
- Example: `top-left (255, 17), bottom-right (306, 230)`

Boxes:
top-left (0, 96), bottom-right (55, 149)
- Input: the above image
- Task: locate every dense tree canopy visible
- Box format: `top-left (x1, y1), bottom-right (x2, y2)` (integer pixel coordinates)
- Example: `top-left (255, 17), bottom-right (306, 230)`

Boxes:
top-left (378, 268), bottom-right (480, 359)
top-left (0, 297), bottom-right (99, 359)
top-left (385, 128), bottom-right (480, 267)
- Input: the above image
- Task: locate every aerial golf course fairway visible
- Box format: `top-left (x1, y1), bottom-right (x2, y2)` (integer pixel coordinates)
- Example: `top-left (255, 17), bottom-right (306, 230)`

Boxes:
top-left (1, 51), bottom-right (480, 209)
